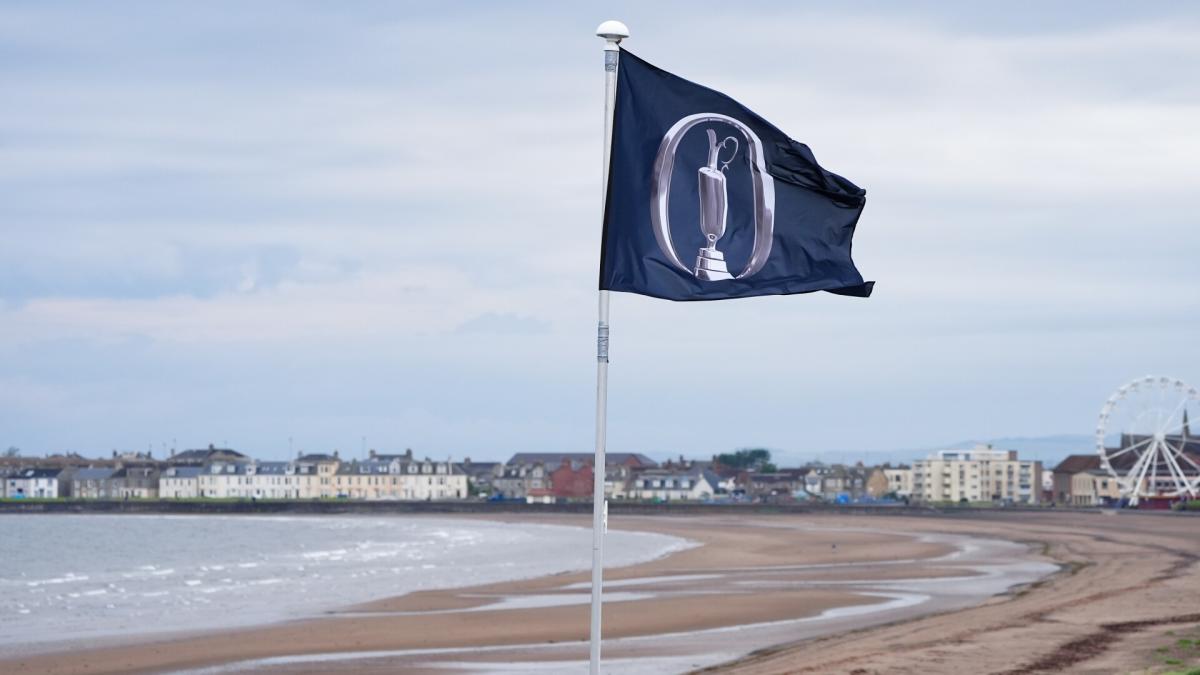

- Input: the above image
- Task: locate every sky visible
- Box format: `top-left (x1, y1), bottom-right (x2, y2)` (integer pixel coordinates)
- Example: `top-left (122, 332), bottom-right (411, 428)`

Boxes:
top-left (2, 1), bottom-right (1198, 464)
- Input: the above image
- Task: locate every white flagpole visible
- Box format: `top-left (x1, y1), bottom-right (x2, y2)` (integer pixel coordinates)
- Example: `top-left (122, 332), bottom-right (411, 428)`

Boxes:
top-left (591, 19), bottom-right (627, 675)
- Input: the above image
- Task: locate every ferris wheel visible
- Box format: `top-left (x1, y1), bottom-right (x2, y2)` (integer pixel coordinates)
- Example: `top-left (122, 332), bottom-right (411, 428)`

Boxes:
top-left (1096, 376), bottom-right (1200, 506)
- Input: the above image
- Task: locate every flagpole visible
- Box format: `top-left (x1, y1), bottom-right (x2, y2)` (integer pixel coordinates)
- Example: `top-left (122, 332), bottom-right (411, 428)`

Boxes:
top-left (591, 19), bottom-right (627, 675)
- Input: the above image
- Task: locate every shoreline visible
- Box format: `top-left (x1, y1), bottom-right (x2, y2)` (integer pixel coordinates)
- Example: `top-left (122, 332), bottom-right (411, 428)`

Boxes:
top-left (2, 511), bottom-right (1197, 673)
top-left (0, 513), bottom-right (694, 659)
top-left (0, 513), bottom-right (1057, 674)
top-left (716, 512), bottom-right (1200, 674)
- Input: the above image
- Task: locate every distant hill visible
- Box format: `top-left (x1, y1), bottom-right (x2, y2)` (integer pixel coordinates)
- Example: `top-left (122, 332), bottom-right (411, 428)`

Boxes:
top-left (949, 435), bottom-right (1094, 467)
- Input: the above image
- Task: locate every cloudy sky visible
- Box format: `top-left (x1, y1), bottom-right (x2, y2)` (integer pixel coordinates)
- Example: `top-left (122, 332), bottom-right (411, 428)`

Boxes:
top-left (2, 1), bottom-right (1198, 463)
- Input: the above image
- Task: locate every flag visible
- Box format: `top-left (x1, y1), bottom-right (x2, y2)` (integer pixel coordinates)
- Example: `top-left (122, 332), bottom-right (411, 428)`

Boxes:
top-left (599, 49), bottom-right (873, 301)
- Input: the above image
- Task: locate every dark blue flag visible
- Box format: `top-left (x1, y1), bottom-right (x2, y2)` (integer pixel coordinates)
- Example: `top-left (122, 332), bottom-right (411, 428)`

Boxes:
top-left (599, 49), bottom-right (873, 301)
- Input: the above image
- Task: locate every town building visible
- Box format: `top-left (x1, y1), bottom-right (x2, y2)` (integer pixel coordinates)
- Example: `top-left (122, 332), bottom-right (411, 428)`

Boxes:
top-left (198, 462), bottom-right (252, 498)
top-left (603, 464), bottom-right (632, 500)
top-left (193, 456), bottom-right (340, 500)
top-left (293, 453), bottom-right (341, 498)
top-left (160, 466), bottom-right (202, 499)
top-left (506, 452), bottom-right (657, 470)
top-left (169, 445), bottom-right (249, 466)
top-left (455, 458), bottom-right (501, 497)
top-left (111, 466), bottom-right (160, 499)
top-left (810, 464), bottom-right (870, 501)
top-left (548, 459), bottom-right (594, 501)
top-left (881, 465), bottom-right (913, 498)
top-left (0, 467), bottom-right (14, 498)
top-left (334, 455), bottom-right (467, 500)
top-left (627, 465), bottom-right (719, 501)
top-left (244, 461), bottom-right (300, 499)
top-left (71, 468), bottom-right (117, 499)
top-left (1052, 455), bottom-right (1121, 506)
top-left (491, 463), bottom-right (547, 500)
top-left (865, 468), bottom-right (891, 498)
top-left (743, 469), bottom-right (809, 501)
top-left (498, 452), bottom-right (658, 500)
top-left (4, 468), bottom-right (63, 498)
top-left (912, 445), bottom-right (1042, 504)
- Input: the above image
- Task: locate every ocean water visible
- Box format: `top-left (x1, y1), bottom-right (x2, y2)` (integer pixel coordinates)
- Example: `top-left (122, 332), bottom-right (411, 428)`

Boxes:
top-left (0, 514), bottom-right (690, 654)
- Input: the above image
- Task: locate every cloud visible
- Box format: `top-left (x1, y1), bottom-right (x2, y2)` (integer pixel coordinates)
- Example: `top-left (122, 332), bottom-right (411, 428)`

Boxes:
top-left (1, 2), bottom-right (1198, 458)
top-left (456, 312), bottom-right (552, 336)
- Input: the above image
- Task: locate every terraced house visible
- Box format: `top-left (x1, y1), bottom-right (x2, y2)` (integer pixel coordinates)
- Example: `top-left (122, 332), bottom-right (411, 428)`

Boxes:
top-left (292, 453), bottom-right (341, 499)
top-left (71, 468), bottom-right (117, 499)
top-left (111, 466), bottom-right (160, 499)
top-left (334, 452), bottom-right (466, 500)
top-left (159, 466), bottom-right (202, 499)
top-left (198, 462), bottom-right (252, 498)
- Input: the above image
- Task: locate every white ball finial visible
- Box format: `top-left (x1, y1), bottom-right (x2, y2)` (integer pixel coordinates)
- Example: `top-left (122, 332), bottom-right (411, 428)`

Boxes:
top-left (596, 20), bottom-right (629, 42)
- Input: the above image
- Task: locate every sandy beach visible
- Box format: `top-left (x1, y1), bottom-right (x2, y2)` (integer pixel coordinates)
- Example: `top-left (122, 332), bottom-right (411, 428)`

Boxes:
top-left (1, 510), bottom-right (1197, 674)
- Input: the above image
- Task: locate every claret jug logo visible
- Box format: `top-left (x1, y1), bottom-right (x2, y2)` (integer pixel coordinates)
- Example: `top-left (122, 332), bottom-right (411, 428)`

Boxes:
top-left (650, 113), bottom-right (776, 281)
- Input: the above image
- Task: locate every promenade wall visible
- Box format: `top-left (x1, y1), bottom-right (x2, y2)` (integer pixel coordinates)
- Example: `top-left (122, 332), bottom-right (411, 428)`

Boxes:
top-left (1, 499), bottom-right (1192, 517)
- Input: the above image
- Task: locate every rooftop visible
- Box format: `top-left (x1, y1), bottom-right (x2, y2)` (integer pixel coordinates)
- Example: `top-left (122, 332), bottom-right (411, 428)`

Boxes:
top-left (72, 468), bottom-right (116, 481)
top-left (1054, 455), bottom-right (1102, 474)
top-left (507, 452), bottom-right (657, 468)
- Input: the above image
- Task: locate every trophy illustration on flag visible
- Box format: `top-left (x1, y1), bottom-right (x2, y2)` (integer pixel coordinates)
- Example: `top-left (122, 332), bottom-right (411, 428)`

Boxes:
top-left (694, 129), bottom-right (739, 280)
top-left (647, 112), bottom-right (778, 285)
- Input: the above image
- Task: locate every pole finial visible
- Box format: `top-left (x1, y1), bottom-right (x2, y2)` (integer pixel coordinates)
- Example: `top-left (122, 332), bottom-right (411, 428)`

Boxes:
top-left (596, 20), bottom-right (629, 44)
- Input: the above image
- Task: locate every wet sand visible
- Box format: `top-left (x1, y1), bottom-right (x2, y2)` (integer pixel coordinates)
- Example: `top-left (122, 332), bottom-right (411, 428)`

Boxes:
top-left (722, 511), bottom-right (1200, 675)
top-left (1, 511), bottom-right (1196, 674)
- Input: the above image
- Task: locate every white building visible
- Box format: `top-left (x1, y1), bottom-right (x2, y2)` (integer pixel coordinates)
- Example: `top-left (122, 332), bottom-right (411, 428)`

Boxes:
top-left (334, 455), bottom-right (467, 500)
top-left (912, 445), bottom-right (1041, 504)
top-left (627, 466), bottom-right (719, 501)
top-left (4, 468), bottom-right (62, 498)
top-left (197, 462), bottom-right (252, 498)
top-left (160, 466), bottom-right (202, 499)
top-left (244, 461), bottom-right (303, 499)
top-left (191, 454), bottom-right (341, 500)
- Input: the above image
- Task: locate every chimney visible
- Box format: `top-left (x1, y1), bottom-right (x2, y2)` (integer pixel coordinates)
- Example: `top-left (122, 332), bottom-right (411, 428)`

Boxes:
top-left (333, 449), bottom-right (340, 459)
top-left (405, 448), bottom-right (413, 460)
top-left (369, 449), bottom-right (376, 460)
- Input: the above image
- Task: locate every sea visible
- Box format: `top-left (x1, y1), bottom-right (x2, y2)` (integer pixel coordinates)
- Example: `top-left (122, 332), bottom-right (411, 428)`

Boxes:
top-left (0, 514), bottom-right (691, 655)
